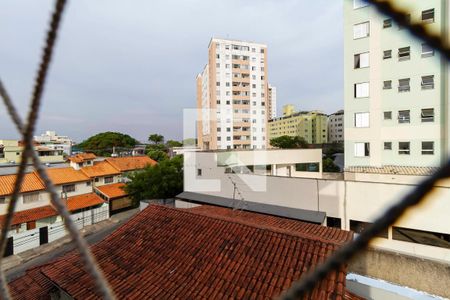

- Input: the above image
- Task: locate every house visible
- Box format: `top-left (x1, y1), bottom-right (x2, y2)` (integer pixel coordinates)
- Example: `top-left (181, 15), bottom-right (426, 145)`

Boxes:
top-left (95, 183), bottom-right (131, 215)
top-left (67, 152), bottom-right (96, 170)
top-left (8, 205), bottom-right (359, 299)
top-left (79, 161), bottom-right (121, 186)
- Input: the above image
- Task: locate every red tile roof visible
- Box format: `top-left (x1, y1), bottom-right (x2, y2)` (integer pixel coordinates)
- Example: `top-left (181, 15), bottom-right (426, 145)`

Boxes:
top-left (95, 183), bottom-right (127, 199)
top-left (0, 173), bottom-right (45, 197)
top-left (66, 193), bottom-right (105, 211)
top-left (24, 205), bottom-right (354, 299)
top-left (80, 161), bottom-right (120, 178)
top-left (0, 205), bottom-right (56, 227)
top-left (68, 152), bottom-right (96, 163)
top-left (9, 266), bottom-right (55, 300)
top-left (105, 156), bottom-right (156, 172)
top-left (44, 167), bottom-right (90, 185)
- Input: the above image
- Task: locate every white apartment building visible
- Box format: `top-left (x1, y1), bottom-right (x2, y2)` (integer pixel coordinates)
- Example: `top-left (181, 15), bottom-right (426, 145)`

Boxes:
top-left (344, 0), bottom-right (448, 168)
top-left (268, 84), bottom-right (277, 119)
top-left (328, 109), bottom-right (344, 143)
top-left (34, 130), bottom-right (73, 155)
top-left (197, 38), bottom-right (276, 150)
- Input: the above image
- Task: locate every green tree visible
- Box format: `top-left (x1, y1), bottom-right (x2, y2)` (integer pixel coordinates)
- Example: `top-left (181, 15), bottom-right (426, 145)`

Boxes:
top-left (78, 132), bottom-right (138, 157)
top-left (166, 140), bottom-right (183, 148)
top-left (125, 155), bottom-right (183, 201)
top-left (323, 157), bottom-right (340, 173)
top-left (147, 149), bottom-right (169, 162)
top-left (270, 135), bottom-right (308, 149)
top-left (148, 133), bottom-right (164, 145)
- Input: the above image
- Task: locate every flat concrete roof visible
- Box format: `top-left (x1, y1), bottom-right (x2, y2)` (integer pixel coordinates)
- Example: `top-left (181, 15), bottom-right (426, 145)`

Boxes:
top-left (176, 191), bottom-right (326, 224)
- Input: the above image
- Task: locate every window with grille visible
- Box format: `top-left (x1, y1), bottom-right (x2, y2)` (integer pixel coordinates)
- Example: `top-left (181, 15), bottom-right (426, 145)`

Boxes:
top-left (383, 19), bottom-right (392, 28)
top-left (398, 47), bottom-right (410, 61)
top-left (422, 9), bottom-right (435, 23)
top-left (398, 142), bottom-right (410, 155)
top-left (354, 52), bottom-right (369, 69)
top-left (398, 110), bottom-right (410, 123)
top-left (353, 22), bottom-right (370, 39)
top-left (421, 108), bottom-right (434, 122)
top-left (421, 43), bottom-right (434, 58)
top-left (384, 111), bottom-right (392, 120)
top-left (104, 176), bottom-right (114, 184)
top-left (421, 75), bottom-right (434, 90)
top-left (354, 82), bottom-right (369, 98)
top-left (383, 50), bottom-right (392, 59)
top-left (398, 78), bottom-right (410, 92)
top-left (23, 192), bottom-right (40, 204)
top-left (383, 80), bottom-right (392, 89)
top-left (62, 184), bottom-right (75, 193)
top-left (384, 142), bottom-right (392, 150)
top-left (422, 141), bottom-right (434, 155)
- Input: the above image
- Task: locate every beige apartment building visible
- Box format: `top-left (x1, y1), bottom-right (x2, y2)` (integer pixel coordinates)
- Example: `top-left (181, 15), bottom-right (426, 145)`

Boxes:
top-left (196, 38), bottom-right (276, 150)
top-left (0, 140), bottom-right (64, 164)
top-left (268, 105), bottom-right (328, 144)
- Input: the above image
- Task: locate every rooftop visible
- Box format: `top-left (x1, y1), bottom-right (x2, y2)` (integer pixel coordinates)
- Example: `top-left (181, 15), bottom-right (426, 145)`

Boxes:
top-left (44, 167), bottom-right (90, 185)
top-left (10, 205), bottom-right (354, 299)
top-left (67, 152), bottom-right (96, 163)
top-left (0, 173), bottom-right (45, 197)
top-left (95, 183), bottom-right (127, 199)
top-left (80, 161), bottom-right (120, 178)
top-left (105, 156), bottom-right (156, 172)
top-left (344, 165), bottom-right (438, 176)
top-left (66, 193), bottom-right (105, 211)
top-left (0, 205), bottom-right (56, 227)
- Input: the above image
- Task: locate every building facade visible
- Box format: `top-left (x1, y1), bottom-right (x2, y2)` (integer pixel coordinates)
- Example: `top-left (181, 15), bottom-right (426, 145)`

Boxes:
top-left (268, 106), bottom-right (328, 144)
top-left (344, 0), bottom-right (448, 167)
top-left (197, 38), bottom-right (275, 150)
top-left (268, 84), bottom-right (277, 119)
top-left (0, 140), bottom-right (64, 164)
top-left (34, 131), bottom-right (73, 156)
top-left (328, 109), bottom-right (344, 143)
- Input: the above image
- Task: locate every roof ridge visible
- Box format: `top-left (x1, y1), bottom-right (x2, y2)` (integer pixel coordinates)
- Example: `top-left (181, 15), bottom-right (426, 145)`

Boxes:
top-left (151, 205), bottom-right (351, 246)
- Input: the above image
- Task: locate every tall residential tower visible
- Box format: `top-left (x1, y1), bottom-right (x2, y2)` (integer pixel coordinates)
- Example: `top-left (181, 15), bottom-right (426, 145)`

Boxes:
top-left (344, 0), bottom-right (449, 168)
top-left (196, 38), bottom-right (276, 150)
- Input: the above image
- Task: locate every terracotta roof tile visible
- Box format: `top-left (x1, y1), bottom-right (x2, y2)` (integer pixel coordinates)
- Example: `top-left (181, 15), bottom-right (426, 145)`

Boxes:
top-left (345, 165), bottom-right (438, 176)
top-left (66, 193), bottom-right (105, 211)
top-left (0, 173), bottom-right (45, 197)
top-left (45, 167), bottom-right (90, 185)
top-left (105, 156), bottom-right (156, 172)
top-left (0, 205), bottom-right (56, 227)
top-left (68, 152), bottom-right (96, 163)
top-left (80, 161), bottom-right (120, 178)
top-left (95, 183), bottom-right (127, 199)
top-left (22, 205), bottom-right (354, 299)
top-left (9, 266), bottom-right (55, 300)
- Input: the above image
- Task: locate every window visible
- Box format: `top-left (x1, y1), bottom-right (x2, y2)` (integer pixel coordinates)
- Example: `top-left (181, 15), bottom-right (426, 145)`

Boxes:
top-left (422, 43), bottom-right (434, 58)
top-left (104, 176), bottom-right (114, 184)
top-left (350, 220), bottom-right (388, 238)
top-left (0, 197), bottom-right (6, 204)
top-left (353, 0), bottom-right (368, 9)
top-left (384, 111), bottom-right (392, 120)
top-left (383, 50), bottom-right (392, 59)
top-left (421, 75), bottom-right (434, 89)
top-left (86, 181), bottom-right (91, 186)
top-left (94, 177), bottom-right (99, 183)
top-left (383, 80), bottom-right (392, 89)
top-left (393, 226), bottom-right (450, 249)
top-left (197, 169), bottom-right (202, 176)
top-left (327, 217), bottom-right (341, 229)
top-left (422, 141), bottom-right (434, 155)
top-left (384, 142), bottom-right (392, 150)
top-left (421, 108), bottom-right (434, 122)
top-left (23, 193), bottom-right (39, 204)
top-left (353, 22), bottom-right (370, 39)
top-left (62, 184), bottom-right (75, 193)
top-left (398, 47), bottom-right (410, 61)
top-left (295, 163), bottom-right (320, 172)
top-left (398, 110), bottom-right (410, 123)
top-left (422, 9), bottom-right (435, 23)
top-left (398, 78), bottom-right (410, 92)
top-left (383, 19), bottom-right (392, 28)
top-left (354, 112), bottom-right (370, 128)
top-left (354, 82), bottom-right (369, 98)
top-left (398, 142), bottom-right (410, 155)
top-left (354, 142), bottom-right (370, 157)
top-left (354, 52), bottom-right (369, 68)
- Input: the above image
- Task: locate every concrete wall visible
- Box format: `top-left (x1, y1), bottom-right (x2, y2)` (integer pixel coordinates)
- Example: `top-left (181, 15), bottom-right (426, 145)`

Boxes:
top-left (349, 247), bottom-right (450, 298)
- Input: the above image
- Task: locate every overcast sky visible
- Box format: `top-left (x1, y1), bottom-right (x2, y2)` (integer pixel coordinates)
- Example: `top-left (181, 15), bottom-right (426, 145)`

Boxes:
top-left (0, 0), bottom-right (343, 143)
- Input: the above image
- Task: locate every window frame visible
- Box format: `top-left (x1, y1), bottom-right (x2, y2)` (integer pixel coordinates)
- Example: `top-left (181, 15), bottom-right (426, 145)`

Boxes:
top-left (383, 111), bottom-right (392, 120)
top-left (383, 50), bottom-right (392, 59)
top-left (422, 9), bottom-right (435, 23)
top-left (421, 108), bottom-right (435, 122)
top-left (398, 78), bottom-right (411, 92)
top-left (421, 75), bottom-right (435, 90)
top-left (353, 21), bottom-right (370, 39)
top-left (398, 110), bottom-right (410, 123)
top-left (421, 141), bottom-right (434, 155)
top-left (384, 142), bottom-right (392, 150)
top-left (398, 142), bottom-right (410, 155)
top-left (354, 82), bottom-right (370, 98)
